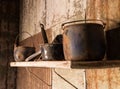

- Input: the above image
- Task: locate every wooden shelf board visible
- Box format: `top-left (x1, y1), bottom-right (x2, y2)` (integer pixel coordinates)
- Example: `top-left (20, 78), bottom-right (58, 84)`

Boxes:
top-left (10, 61), bottom-right (71, 69)
top-left (10, 60), bottom-right (120, 69)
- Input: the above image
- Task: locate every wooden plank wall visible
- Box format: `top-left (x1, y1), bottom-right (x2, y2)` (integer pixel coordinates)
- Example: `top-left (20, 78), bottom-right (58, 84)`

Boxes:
top-left (17, 32), bottom-right (52, 89)
top-left (0, 0), bottom-right (19, 89)
top-left (17, 0), bottom-right (52, 89)
top-left (18, 0), bottom-right (120, 89)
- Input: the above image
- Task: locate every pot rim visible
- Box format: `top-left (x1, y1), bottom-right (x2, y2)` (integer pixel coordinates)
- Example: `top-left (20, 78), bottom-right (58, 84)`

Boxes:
top-left (62, 19), bottom-right (106, 29)
top-left (62, 23), bottom-right (105, 30)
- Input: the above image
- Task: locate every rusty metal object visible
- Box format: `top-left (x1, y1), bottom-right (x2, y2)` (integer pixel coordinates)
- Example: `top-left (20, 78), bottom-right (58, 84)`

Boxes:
top-left (25, 50), bottom-right (41, 61)
top-left (25, 24), bottom-right (64, 61)
top-left (25, 23), bottom-right (48, 62)
top-left (39, 24), bottom-right (64, 61)
top-left (62, 20), bottom-right (106, 61)
top-left (41, 43), bottom-right (64, 61)
top-left (106, 27), bottom-right (120, 60)
top-left (14, 32), bottom-right (35, 62)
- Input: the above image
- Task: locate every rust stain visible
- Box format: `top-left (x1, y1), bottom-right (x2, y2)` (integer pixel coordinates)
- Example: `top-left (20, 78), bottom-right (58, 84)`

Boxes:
top-left (63, 24), bottom-right (87, 60)
top-left (63, 29), bottom-right (71, 60)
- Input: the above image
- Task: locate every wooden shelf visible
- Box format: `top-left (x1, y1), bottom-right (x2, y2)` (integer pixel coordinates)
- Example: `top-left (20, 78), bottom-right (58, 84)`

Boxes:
top-left (10, 60), bottom-right (120, 69)
top-left (10, 61), bottom-right (71, 69)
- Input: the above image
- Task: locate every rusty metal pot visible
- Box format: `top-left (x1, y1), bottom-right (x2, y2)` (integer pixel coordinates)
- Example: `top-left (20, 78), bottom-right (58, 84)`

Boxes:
top-left (25, 43), bottom-right (64, 61)
top-left (14, 32), bottom-right (35, 62)
top-left (62, 19), bottom-right (106, 61)
top-left (39, 23), bottom-right (64, 60)
top-left (40, 43), bottom-right (64, 61)
top-left (25, 24), bottom-right (64, 61)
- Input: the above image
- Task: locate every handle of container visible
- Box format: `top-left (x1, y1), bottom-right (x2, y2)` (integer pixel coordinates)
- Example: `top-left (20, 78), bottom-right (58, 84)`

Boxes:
top-left (14, 31), bottom-right (34, 47)
top-left (62, 19), bottom-right (106, 29)
top-left (40, 23), bottom-right (49, 44)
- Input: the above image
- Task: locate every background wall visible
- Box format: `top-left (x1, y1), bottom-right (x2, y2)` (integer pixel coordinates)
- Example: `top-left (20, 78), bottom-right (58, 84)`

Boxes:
top-left (17, 0), bottom-right (52, 89)
top-left (0, 0), bottom-right (19, 89)
top-left (18, 0), bottom-right (120, 89)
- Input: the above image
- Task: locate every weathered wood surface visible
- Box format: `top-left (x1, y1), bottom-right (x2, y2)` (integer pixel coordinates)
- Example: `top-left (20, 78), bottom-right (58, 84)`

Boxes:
top-left (16, 32), bottom-right (52, 89)
top-left (18, 0), bottom-right (120, 89)
top-left (18, 1), bottom-right (52, 88)
top-left (10, 61), bottom-right (71, 69)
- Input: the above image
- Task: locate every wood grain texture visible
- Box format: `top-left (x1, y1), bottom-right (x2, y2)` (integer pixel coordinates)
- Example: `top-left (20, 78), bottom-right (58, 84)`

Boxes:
top-left (10, 61), bottom-right (71, 68)
top-left (17, 16), bottom-right (52, 89)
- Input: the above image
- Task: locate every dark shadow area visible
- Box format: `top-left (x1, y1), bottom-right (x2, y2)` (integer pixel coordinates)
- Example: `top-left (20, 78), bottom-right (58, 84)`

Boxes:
top-left (106, 21), bottom-right (120, 60)
top-left (52, 34), bottom-right (63, 44)
top-left (0, 0), bottom-right (20, 89)
top-left (71, 60), bottom-right (120, 69)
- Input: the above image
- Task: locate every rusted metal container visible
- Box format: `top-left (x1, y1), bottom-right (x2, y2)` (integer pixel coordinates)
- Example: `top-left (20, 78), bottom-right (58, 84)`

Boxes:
top-left (39, 23), bottom-right (64, 61)
top-left (14, 46), bottom-right (35, 62)
top-left (40, 43), bottom-right (64, 61)
top-left (106, 27), bottom-right (120, 60)
top-left (62, 20), bottom-right (106, 61)
top-left (14, 32), bottom-right (35, 62)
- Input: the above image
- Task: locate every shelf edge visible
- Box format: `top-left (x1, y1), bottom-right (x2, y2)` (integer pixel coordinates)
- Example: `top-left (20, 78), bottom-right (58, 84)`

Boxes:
top-left (10, 61), bottom-right (71, 69)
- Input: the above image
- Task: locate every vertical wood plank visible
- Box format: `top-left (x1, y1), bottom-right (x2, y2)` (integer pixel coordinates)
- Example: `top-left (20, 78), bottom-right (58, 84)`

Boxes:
top-left (86, 0), bottom-right (120, 89)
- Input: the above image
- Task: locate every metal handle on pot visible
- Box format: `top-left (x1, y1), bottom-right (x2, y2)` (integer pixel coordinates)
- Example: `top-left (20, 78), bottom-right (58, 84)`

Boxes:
top-left (40, 23), bottom-right (49, 44)
top-left (14, 31), bottom-right (35, 47)
top-left (62, 19), bottom-right (106, 29)
top-left (25, 50), bottom-right (42, 61)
